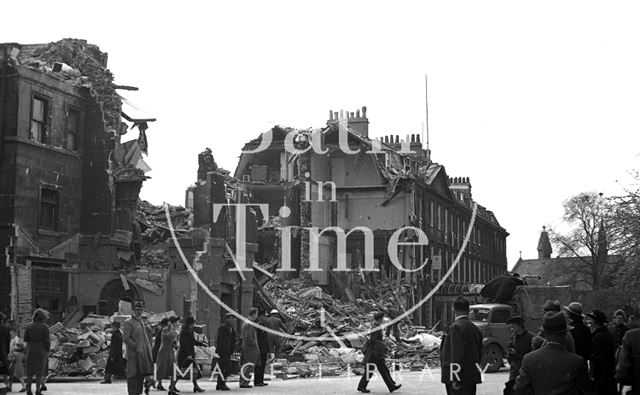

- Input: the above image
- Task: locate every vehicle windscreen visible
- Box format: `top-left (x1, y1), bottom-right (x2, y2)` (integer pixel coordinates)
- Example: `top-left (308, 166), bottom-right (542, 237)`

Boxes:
top-left (469, 308), bottom-right (490, 322)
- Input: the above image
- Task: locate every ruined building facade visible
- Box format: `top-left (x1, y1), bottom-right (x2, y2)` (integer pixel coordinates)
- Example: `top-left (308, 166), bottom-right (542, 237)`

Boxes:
top-left (0, 40), bottom-right (161, 324)
top-left (235, 107), bottom-right (509, 328)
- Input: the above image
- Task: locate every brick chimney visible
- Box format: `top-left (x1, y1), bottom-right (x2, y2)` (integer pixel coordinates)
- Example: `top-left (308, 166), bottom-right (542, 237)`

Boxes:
top-left (327, 106), bottom-right (369, 137)
top-left (448, 177), bottom-right (472, 203)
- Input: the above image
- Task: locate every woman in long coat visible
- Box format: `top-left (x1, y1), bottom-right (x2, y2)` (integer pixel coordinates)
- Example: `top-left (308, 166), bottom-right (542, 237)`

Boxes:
top-left (102, 320), bottom-right (125, 383)
top-left (587, 310), bottom-right (617, 395)
top-left (156, 318), bottom-right (178, 393)
top-left (177, 316), bottom-right (206, 393)
top-left (24, 308), bottom-right (50, 395)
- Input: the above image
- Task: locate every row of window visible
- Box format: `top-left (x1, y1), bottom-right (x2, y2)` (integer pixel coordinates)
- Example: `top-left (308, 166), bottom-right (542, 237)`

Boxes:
top-left (427, 200), bottom-right (506, 254)
top-left (30, 96), bottom-right (80, 151)
top-left (432, 247), bottom-right (504, 284)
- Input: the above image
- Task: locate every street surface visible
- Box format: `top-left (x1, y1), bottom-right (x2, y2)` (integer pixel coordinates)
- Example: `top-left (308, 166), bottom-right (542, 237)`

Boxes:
top-left (27, 369), bottom-right (509, 394)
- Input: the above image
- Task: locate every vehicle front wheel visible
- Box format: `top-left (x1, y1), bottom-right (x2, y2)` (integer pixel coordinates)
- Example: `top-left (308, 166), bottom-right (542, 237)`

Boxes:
top-left (481, 344), bottom-right (503, 373)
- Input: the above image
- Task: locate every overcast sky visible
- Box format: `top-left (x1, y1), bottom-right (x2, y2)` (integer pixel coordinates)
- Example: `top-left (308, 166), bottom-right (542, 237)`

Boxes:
top-left (5, 1), bottom-right (640, 268)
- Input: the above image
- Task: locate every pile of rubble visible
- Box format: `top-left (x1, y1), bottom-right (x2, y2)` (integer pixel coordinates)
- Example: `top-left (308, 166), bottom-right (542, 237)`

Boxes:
top-left (47, 315), bottom-right (112, 377)
top-left (261, 277), bottom-right (442, 375)
top-left (46, 308), bottom-right (215, 378)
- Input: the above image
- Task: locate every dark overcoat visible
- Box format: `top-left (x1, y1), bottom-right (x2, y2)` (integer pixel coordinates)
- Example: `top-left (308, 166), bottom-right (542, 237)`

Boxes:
top-left (616, 327), bottom-right (640, 392)
top-left (241, 321), bottom-right (260, 366)
top-left (513, 342), bottom-right (596, 395)
top-left (439, 316), bottom-right (483, 386)
top-left (105, 329), bottom-right (125, 376)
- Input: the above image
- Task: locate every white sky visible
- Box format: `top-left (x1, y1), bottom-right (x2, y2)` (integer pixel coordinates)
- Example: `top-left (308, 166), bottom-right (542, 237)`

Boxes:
top-left (5, 1), bottom-right (640, 269)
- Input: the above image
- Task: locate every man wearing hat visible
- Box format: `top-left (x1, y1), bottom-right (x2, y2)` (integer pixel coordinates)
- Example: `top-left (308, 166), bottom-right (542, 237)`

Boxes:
top-left (513, 311), bottom-right (596, 395)
top-left (440, 297), bottom-right (483, 395)
top-left (215, 312), bottom-right (236, 391)
top-left (122, 301), bottom-right (154, 395)
top-left (532, 300), bottom-right (575, 353)
top-left (266, 309), bottom-right (286, 358)
top-left (504, 316), bottom-right (533, 395)
top-left (564, 302), bottom-right (592, 365)
top-left (586, 310), bottom-right (617, 394)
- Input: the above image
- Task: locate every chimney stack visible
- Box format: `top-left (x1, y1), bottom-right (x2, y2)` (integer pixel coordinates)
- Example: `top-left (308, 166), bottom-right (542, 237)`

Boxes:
top-left (327, 105), bottom-right (369, 137)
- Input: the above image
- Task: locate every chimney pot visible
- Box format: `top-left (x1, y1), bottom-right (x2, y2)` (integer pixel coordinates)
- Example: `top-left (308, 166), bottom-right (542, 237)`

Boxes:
top-left (411, 134), bottom-right (416, 143)
top-left (329, 110), bottom-right (333, 120)
top-left (356, 109), bottom-right (361, 118)
top-left (362, 106), bottom-right (367, 117)
top-left (334, 111), bottom-right (338, 120)
top-left (384, 136), bottom-right (389, 143)
top-left (350, 112), bottom-right (355, 118)
top-left (416, 134), bottom-right (421, 143)
top-left (395, 135), bottom-right (399, 144)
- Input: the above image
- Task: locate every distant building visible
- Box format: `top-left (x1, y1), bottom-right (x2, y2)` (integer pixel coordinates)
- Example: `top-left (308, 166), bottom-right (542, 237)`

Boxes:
top-left (512, 227), bottom-right (623, 290)
top-left (235, 107), bottom-right (509, 327)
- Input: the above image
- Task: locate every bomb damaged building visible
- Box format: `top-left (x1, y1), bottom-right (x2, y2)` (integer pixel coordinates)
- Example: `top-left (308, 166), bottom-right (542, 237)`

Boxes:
top-left (235, 107), bottom-right (509, 327)
top-left (0, 39), bottom-right (178, 324)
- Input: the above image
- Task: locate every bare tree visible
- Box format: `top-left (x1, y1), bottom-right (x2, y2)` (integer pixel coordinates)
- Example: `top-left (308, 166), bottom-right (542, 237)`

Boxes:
top-left (611, 171), bottom-right (640, 302)
top-left (548, 192), bottom-right (617, 290)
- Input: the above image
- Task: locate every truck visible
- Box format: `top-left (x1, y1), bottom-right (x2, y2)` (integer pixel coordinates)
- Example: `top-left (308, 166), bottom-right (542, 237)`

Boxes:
top-left (469, 285), bottom-right (572, 372)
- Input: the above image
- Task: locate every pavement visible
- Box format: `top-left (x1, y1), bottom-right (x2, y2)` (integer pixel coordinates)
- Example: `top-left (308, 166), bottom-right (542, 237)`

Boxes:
top-left (10, 369), bottom-right (510, 395)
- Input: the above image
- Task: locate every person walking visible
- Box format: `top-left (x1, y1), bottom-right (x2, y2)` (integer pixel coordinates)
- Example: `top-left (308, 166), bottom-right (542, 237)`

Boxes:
top-left (24, 308), bottom-right (50, 395)
top-left (440, 297), bottom-right (483, 395)
top-left (564, 302), bottom-right (592, 365)
top-left (151, 318), bottom-right (169, 390)
top-left (240, 307), bottom-right (260, 389)
top-left (176, 316), bottom-right (206, 393)
top-left (215, 313), bottom-right (236, 391)
top-left (156, 317), bottom-right (179, 394)
top-left (254, 309), bottom-right (270, 387)
top-left (513, 311), bottom-right (596, 395)
top-left (356, 312), bottom-right (401, 394)
top-left (101, 320), bottom-right (125, 384)
top-left (266, 309), bottom-right (286, 358)
top-left (616, 325), bottom-right (640, 394)
top-left (503, 316), bottom-right (533, 395)
top-left (122, 301), bottom-right (154, 395)
top-left (586, 310), bottom-right (617, 395)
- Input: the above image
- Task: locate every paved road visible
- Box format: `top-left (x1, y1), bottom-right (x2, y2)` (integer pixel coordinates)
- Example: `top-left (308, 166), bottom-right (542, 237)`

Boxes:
top-left (19, 369), bottom-right (510, 394)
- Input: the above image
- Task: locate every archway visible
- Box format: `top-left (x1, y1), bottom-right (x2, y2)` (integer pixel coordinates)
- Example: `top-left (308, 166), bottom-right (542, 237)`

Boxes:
top-left (98, 278), bottom-right (142, 315)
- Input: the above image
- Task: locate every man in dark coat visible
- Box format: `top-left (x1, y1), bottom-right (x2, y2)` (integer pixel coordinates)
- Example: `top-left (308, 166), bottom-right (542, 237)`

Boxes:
top-left (564, 302), bottom-right (592, 365)
top-left (504, 316), bottom-right (533, 395)
top-left (440, 297), bottom-right (483, 395)
top-left (533, 300), bottom-right (575, 352)
top-left (254, 309), bottom-right (270, 387)
top-left (215, 313), bottom-right (236, 391)
top-left (101, 320), bottom-right (125, 384)
top-left (586, 310), bottom-right (617, 395)
top-left (266, 309), bottom-right (286, 358)
top-left (616, 326), bottom-right (640, 394)
top-left (357, 312), bottom-right (401, 393)
top-left (240, 307), bottom-right (260, 389)
top-left (513, 311), bottom-right (596, 395)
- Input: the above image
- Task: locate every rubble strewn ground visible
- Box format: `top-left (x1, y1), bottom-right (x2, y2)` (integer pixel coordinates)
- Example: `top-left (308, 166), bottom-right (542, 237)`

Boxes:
top-left (261, 277), bottom-right (443, 378)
